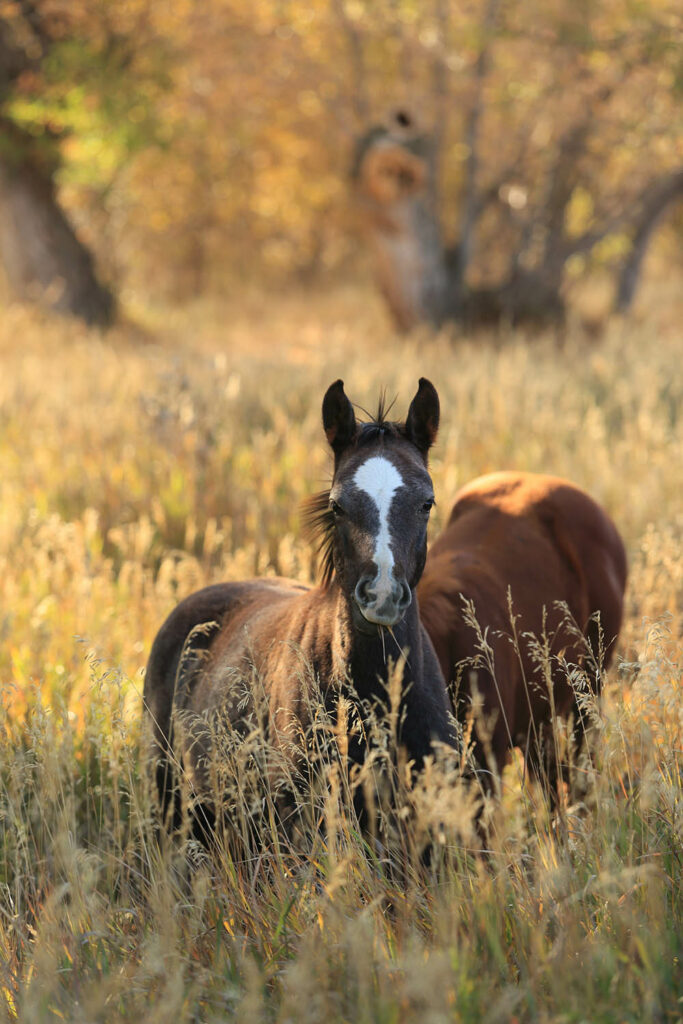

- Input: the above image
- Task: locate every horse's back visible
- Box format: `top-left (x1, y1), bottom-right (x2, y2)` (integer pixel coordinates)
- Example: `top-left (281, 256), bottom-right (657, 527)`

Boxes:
top-left (444, 471), bottom-right (626, 654)
top-left (143, 578), bottom-right (310, 748)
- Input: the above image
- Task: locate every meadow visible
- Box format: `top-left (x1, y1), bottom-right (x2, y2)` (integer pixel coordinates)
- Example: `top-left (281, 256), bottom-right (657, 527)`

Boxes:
top-left (0, 283), bottom-right (681, 1022)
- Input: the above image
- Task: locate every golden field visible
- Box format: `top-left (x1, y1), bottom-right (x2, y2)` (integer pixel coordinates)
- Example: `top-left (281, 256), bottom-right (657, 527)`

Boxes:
top-left (0, 284), bottom-right (681, 1022)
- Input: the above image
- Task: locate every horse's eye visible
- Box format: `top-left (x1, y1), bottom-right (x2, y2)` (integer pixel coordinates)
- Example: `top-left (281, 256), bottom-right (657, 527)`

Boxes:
top-left (329, 499), bottom-right (344, 518)
top-left (421, 499), bottom-right (434, 514)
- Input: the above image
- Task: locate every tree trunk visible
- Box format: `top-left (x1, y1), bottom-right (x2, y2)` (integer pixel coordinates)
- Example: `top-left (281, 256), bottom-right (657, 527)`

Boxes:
top-left (352, 115), bottom-right (455, 330)
top-left (0, 11), bottom-right (116, 326)
top-left (352, 115), bottom-right (565, 332)
top-left (0, 138), bottom-right (115, 327)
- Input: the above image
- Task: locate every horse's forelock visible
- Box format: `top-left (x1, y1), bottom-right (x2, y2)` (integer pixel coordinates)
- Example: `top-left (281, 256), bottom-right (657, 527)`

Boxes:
top-left (351, 391), bottom-right (403, 448)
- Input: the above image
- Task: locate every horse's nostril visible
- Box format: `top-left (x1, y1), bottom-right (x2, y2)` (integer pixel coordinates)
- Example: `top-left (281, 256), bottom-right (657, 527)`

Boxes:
top-left (397, 580), bottom-right (412, 610)
top-left (354, 575), bottom-right (373, 606)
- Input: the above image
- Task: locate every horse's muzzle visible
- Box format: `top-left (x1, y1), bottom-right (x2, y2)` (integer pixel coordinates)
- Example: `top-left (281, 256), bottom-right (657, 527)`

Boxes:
top-left (354, 574), bottom-right (412, 627)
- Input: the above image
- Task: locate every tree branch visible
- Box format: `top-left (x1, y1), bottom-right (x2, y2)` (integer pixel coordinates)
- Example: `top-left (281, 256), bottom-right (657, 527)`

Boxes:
top-left (330, 0), bottom-right (369, 126)
top-left (614, 168), bottom-right (683, 312)
top-left (431, 0), bottom-right (450, 176)
top-left (454, 0), bottom-right (501, 296)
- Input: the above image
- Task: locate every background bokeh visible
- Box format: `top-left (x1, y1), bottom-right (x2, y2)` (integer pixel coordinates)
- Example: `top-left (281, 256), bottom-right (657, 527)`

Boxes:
top-left (0, 0), bottom-right (681, 312)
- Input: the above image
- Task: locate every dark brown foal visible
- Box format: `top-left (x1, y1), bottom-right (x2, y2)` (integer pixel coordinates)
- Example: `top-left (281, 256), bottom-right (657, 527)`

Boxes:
top-left (144, 379), bottom-right (457, 837)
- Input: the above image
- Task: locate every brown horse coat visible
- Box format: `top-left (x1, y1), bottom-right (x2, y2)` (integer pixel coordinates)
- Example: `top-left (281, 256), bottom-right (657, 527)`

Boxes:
top-left (418, 471), bottom-right (627, 779)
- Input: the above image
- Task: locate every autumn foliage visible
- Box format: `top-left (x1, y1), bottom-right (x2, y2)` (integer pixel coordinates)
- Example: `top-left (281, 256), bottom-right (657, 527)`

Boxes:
top-left (0, 0), bottom-right (681, 315)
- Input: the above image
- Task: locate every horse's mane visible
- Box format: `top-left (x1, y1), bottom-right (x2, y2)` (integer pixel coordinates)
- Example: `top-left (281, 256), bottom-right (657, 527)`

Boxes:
top-left (301, 395), bottom-right (402, 588)
top-left (301, 489), bottom-right (336, 587)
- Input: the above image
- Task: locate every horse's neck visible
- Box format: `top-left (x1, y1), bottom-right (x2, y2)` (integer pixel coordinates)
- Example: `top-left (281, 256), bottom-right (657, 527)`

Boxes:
top-left (341, 596), bottom-right (423, 697)
top-left (302, 582), bottom-right (424, 696)
top-left (323, 586), bottom-right (455, 764)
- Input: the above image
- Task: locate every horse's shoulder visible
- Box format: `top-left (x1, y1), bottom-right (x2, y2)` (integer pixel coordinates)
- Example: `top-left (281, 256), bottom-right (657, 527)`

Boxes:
top-left (418, 547), bottom-right (508, 637)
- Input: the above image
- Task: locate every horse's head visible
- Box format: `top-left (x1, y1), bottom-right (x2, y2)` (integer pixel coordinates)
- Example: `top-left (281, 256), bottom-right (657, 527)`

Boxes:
top-left (314, 378), bottom-right (439, 631)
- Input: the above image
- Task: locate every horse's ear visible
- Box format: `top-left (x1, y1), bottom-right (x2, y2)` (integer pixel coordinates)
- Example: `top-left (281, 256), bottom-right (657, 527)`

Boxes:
top-left (322, 380), bottom-right (357, 458)
top-left (405, 377), bottom-right (440, 457)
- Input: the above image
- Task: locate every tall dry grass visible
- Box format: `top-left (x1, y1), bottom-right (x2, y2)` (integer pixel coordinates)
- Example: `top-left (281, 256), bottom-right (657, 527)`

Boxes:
top-left (0, 283), bottom-right (681, 1021)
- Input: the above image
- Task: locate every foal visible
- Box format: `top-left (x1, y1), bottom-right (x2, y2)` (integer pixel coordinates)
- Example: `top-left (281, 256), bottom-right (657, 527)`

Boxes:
top-left (144, 378), bottom-right (456, 835)
top-left (418, 471), bottom-right (627, 790)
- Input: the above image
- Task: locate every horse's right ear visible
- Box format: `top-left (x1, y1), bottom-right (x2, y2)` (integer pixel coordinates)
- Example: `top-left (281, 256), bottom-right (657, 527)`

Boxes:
top-left (322, 380), bottom-right (357, 459)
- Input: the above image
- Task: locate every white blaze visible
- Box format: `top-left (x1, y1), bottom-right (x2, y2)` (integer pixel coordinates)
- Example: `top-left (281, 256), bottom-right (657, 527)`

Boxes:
top-left (353, 456), bottom-right (403, 603)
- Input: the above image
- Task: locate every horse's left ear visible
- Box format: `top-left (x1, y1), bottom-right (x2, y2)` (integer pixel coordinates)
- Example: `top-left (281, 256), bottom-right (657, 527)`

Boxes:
top-left (322, 379), bottom-right (357, 460)
top-left (405, 377), bottom-right (440, 457)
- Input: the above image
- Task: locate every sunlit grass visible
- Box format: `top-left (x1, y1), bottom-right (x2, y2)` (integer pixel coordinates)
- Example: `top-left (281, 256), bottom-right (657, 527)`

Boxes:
top-left (0, 284), bottom-right (681, 1020)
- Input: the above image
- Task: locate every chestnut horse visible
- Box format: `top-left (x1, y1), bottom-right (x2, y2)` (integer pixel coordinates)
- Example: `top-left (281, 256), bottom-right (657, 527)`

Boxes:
top-left (144, 378), bottom-right (456, 834)
top-left (418, 471), bottom-right (627, 787)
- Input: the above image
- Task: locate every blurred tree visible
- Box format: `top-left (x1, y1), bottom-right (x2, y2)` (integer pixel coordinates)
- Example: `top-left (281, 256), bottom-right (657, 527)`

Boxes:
top-left (0, 1), bottom-right (115, 324)
top-left (349, 0), bottom-right (683, 328)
